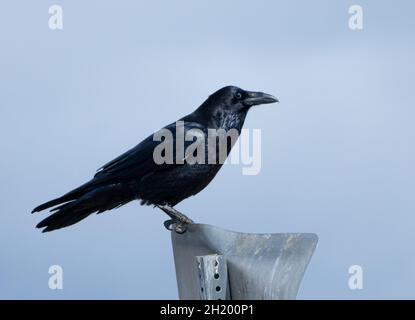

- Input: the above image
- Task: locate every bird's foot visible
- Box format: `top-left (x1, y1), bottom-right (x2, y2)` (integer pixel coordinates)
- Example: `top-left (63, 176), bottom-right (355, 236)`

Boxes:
top-left (157, 204), bottom-right (194, 234)
top-left (163, 219), bottom-right (188, 234)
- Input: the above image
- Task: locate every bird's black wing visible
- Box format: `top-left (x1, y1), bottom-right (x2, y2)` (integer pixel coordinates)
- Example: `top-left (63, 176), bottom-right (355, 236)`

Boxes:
top-left (32, 120), bottom-right (206, 214)
top-left (93, 121), bottom-right (206, 181)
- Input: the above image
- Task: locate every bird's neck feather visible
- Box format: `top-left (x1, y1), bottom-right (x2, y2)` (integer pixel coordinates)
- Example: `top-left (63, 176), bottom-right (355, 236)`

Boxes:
top-left (211, 108), bottom-right (247, 132)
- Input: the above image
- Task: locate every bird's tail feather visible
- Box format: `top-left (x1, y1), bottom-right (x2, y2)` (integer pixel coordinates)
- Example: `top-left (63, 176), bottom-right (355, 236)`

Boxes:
top-left (36, 201), bottom-right (94, 232)
top-left (31, 180), bottom-right (98, 213)
top-left (35, 183), bottom-right (133, 232)
top-left (32, 196), bottom-right (74, 213)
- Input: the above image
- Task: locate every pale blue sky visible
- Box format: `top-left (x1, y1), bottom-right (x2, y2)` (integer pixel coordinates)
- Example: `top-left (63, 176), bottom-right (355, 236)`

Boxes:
top-left (0, 0), bottom-right (414, 299)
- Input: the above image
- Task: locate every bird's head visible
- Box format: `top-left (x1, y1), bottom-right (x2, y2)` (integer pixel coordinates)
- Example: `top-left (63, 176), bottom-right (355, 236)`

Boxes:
top-left (201, 85), bottom-right (278, 113)
top-left (194, 86), bottom-right (278, 128)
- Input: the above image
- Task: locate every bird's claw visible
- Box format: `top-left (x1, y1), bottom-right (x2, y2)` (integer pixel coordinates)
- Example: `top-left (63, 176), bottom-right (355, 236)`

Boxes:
top-left (158, 204), bottom-right (193, 233)
top-left (174, 223), bottom-right (187, 234)
top-left (163, 219), bottom-right (190, 234)
top-left (163, 219), bottom-right (175, 231)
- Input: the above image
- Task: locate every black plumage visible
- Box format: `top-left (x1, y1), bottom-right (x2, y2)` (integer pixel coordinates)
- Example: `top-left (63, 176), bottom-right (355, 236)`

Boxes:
top-left (32, 86), bottom-right (278, 232)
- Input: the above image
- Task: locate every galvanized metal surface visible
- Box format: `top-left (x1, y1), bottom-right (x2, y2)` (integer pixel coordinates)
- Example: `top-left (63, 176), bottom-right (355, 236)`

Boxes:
top-left (196, 254), bottom-right (229, 300)
top-left (171, 223), bottom-right (318, 300)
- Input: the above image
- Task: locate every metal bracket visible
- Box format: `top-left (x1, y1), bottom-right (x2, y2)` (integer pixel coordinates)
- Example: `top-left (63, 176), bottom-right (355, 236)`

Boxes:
top-left (171, 223), bottom-right (318, 300)
top-left (196, 254), bottom-right (229, 300)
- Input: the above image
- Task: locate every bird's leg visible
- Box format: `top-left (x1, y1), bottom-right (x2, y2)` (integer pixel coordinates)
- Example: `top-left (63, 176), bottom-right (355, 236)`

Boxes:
top-left (156, 204), bottom-right (194, 234)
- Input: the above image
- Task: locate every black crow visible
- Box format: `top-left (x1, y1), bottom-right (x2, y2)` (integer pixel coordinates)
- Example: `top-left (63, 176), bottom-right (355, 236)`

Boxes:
top-left (32, 86), bottom-right (278, 233)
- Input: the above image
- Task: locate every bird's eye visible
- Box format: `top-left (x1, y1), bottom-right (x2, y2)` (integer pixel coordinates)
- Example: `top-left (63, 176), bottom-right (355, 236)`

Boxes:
top-left (235, 92), bottom-right (242, 99)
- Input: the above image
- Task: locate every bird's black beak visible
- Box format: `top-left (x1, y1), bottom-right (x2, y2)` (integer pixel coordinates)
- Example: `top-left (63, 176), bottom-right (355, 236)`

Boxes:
top-left (244, 91), bottom-right (279, 106)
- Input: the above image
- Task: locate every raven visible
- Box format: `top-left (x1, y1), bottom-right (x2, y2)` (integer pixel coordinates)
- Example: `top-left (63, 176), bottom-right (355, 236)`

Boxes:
top-left (32, 86), bottom-right (278, 233)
